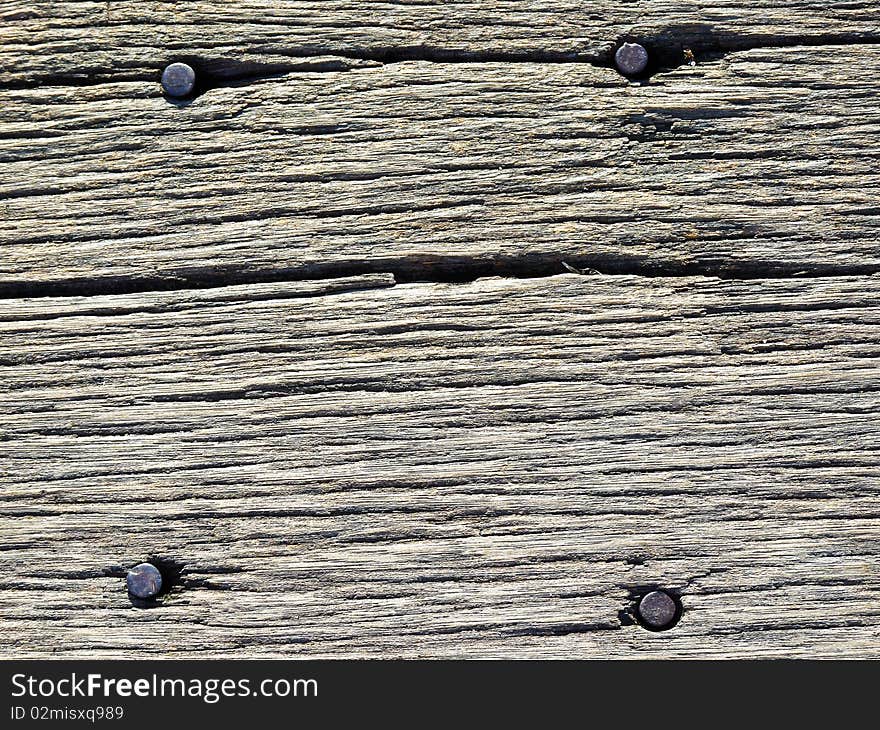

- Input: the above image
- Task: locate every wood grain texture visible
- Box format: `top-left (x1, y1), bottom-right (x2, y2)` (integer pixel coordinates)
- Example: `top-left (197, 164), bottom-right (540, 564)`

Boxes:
top-left (4, 45), bottom-right (880, 294)
top-left (1, 273), bottom-right (878, 658)
top-left (3, 1), bottom-right (879, 85)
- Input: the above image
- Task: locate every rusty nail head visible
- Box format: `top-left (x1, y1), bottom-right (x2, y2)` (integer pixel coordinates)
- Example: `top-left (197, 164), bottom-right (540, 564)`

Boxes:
top-left (615, 43), bottom-right (649, 76)
top-left (127, 563), bottom-right (163, 599)
top-left (638, 590), bottom-right (677, 629)
top-left (161, 62), bottom-right (196, 98)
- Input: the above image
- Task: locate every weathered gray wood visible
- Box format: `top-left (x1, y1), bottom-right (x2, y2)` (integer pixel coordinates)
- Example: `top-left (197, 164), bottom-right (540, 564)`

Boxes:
top-left (3, 1), bottom-right (879, 662)
top-left (3, 1), bottom-right (879, 85)
top-left (3, 45), bottom-right (880, 294)
top-left (1, 273), bottom-right (878, 658)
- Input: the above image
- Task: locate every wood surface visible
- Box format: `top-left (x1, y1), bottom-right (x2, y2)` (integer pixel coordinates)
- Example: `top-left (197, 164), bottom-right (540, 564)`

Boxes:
top-left (1, 4), bottom-right (879, 659)
top-left (1, 274), bottom-right (879, 658)
top-left (3, 2), bottom-right (879, 85)
top-left (4, 44), bottom-right (880, 294)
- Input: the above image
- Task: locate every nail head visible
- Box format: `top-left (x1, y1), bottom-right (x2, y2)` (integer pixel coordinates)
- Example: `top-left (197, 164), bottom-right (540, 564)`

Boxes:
top-left (161, 62), bottom-right (196, 98)
top-left (127, 563), bottom-right (163, 599)
top-left (615, 43), bottom-right (649, 76)
top-left (637, 590), bottom-right (678, 629)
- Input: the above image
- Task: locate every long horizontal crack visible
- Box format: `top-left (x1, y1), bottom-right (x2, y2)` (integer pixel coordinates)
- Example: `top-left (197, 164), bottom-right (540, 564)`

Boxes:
top-left (3, 30), bottom-right (880, 92)
top-left (4, 255), bottom-right (880, 299)
top-left (332, 30), bottom-right (880, 80)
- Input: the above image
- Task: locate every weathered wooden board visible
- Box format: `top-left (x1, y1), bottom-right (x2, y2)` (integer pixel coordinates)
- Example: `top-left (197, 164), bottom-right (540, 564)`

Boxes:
top-left (1, 274), bottom-right (878, 658)
top-left (3, 1), bottom-right (879, 85)
top-left (3, 0), bottom-right (879, 662)
top-left (3, 45), bottom-right (880, 294)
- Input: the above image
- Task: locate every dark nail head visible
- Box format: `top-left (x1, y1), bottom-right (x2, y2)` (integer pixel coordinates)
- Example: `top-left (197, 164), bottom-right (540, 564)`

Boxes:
top-left (161, 62), bottom-right (196, 98)
top-left (615, 43), bottom-right (649, 76)
top-left (638, 590), bottom-right (678, 629)
top-left (127, 563), bottom-right (163, 599)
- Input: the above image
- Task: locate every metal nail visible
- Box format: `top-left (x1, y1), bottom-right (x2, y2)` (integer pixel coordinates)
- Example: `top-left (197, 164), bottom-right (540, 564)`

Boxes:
top-left (615, 43), bottom-right (649, 76)
top-left (161, 62), bottom-right (196, 98)
top-left (127, 563), bottom-right (163, 599)
top-left (637, 590), bottom-right (678, 629)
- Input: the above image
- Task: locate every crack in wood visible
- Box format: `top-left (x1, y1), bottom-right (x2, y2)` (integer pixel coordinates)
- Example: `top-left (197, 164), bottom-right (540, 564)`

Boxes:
top-left (3, 255), bottom-right (880, 300)
top-left (3, 30), bottom-right (880, 92)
